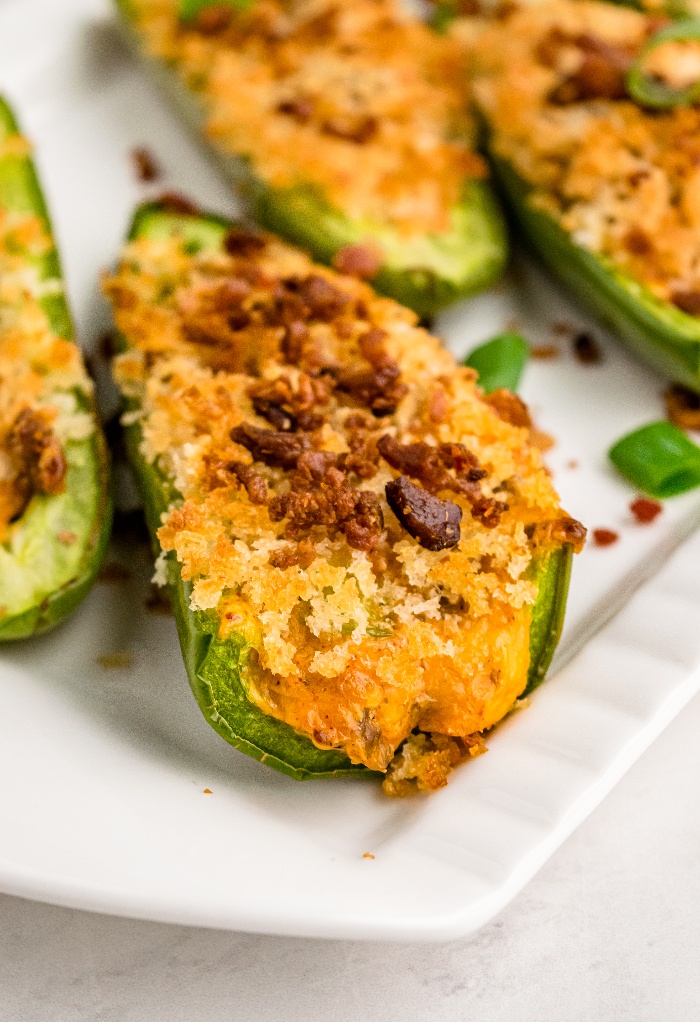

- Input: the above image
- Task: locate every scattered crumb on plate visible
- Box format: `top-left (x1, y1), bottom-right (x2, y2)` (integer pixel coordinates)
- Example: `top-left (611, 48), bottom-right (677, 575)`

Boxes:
top-left (97, 652), bottom-right (134, 670)
top-left (98, 561), bottom-right (132, 584)
top-left (530, 344), bottom-right (559, 360)
top-left (592, 528), bottom-right (619, 547)
top-left (630, 497), bottom-right (663, 524)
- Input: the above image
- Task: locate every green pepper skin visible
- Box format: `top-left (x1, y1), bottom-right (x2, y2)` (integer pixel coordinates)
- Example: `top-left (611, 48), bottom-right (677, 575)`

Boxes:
top-left (0, 99), bottom-right (112, 640)
top-left (114, 0), bottom-right (508, 318)
top-left (118, 201), bottom-right (573, 780)
top-left (489, 153), bottom-right (700, 392)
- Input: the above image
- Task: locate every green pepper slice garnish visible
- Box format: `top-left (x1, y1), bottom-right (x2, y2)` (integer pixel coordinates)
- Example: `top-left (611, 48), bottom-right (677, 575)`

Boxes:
top-left (627, 18), bottom-right (700, 108)
top-left (610, 421), bottom-right (700, 497)
top-left (465, 332), bottom-right (530, 394)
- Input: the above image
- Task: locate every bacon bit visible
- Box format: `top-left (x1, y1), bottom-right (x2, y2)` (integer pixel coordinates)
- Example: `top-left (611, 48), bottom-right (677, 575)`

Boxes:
top-left (567, 459), bottom-right (579, 470)
top-left (269, 451), bottom-right (384, 550)
top-left (248, 373), bottom-right (331, 433)
top-left (157, 192), bottom-right (200, 216)
top-left (97, 652), bottom-right (133, 670)
top-left (548, 33), bottom-right (633, 104)
top-left (530, 515), bottom-right (587, 553)
top-left (145, 584), bottom-right (173, 615)
top-left (592, 528), bottom-right (619, 547)
top-left (322, 114), bottom-right (378, 144)
top-left (623, 226), bottom-right (652, 257)
top-left (672, 289), bottom-right (700, 316)
top-left (297, 273), bottom-right (353, 320)
top-left (276, 96), bottom-right (315, 123)
top-left (377, 434), bottom-right (505, 528)
top-left (486, 389), bottom-right (532, 429)
top-left (341, 428), bottom-right (380, 480)
top-left (6, 407), bottom-right (67, 507)
top-left (57, 530), bottom-right (78, 546)
top-left (131, 147), bottom-right (160, 183)
top-left (628, 169), bottom-right (651, 188)
top-left (385, 476), bottom-right (462, 551)
top-left (203, 788), bottom-right (213, 794)
top-left (573, 332), bottom-right (602, 364)
top-left (98, 561), bottom-right (132, 584)
top-left (194, 4), bottom-right (233, 34)
top-left (231, 422), bottom-right (311, 470)
top-left (362, 852), bottom-right (375, 860)
top-left (280, 320), bottom-right (309, 364)
top-left (268, 539), bottom-right (316, 570)
top-left (252, 400), bottom-right (295, 431)
top-left (337, 358), bottom-right (407, 416)
top-left (334, 327), bottom-right (409, 417)
top-left (232, 462), bottom-right (269, 504)
top-left (202, 452), bottom-right (264, 499)
top-left (428, 385), bottom-right (448, 424)
top-left (332, 243), bottom-right (383, 280)
top-left (552, 321), bottom-right (573, 337)
top-left (664, 384), bottom-right (700, 430)
top-left (530, 344), bottom-right (559, 360)
top-left (630, 496), bottom-right (663, 524)
top-left (224, 228), bottom-right (267, 257)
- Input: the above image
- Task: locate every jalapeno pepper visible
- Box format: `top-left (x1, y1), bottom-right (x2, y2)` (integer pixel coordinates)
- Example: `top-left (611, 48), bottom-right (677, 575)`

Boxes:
top-left (488, 153), bottom-right (700, 393)
top-left (106, 199), bottom-right (576, 782)
top-left (113, 0), bottom-right (508, 318)
top-left (0, 99), bottom-right (111, 640)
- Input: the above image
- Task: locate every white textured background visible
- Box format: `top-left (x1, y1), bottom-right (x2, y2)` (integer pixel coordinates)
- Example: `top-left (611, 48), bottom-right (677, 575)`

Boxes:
top-left (2, 688), bottom-right (700, 1022)
top-left (2, 0), bottom-right (700, 1014)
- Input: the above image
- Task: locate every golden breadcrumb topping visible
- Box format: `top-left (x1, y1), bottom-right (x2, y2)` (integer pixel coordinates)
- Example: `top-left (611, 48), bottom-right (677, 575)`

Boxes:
top-left (126, 0), bottom-right (485, 235)
top-left (473, 1), bottom-right (700, 310)
top-left (105, 220), bottom-right (580, 777)
top-left (0, 145), bottom-right (93, 536)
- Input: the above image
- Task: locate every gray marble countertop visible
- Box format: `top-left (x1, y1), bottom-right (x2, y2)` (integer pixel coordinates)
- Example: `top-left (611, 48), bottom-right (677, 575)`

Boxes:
top-left (2, 691), bottom-right (699, 1022)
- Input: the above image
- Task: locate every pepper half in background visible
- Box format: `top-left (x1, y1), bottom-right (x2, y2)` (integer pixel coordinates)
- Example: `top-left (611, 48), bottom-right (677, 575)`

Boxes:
top-left (0, 98), bottom-right (111, 639)
top-left (113, 0), bottom-right (508, 318)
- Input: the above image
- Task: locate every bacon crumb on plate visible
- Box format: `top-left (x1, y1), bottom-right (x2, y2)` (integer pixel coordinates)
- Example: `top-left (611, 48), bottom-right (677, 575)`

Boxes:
top-left (592, 528), bottom-right (619, 547)
top-left (630, 497), bottom-right (663, 524)
top-left (131, 146), bottom-right (160, 183)
top-left (97, 652), bottom-right (134, 670)
top-left (98, 561), bottom-right (132, 584)
top-left (573, 332), bottom-right (603, 364)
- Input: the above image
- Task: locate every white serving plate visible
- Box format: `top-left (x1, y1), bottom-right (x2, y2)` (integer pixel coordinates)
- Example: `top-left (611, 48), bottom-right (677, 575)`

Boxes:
top-left (2, 0), bottom-right (700, 942)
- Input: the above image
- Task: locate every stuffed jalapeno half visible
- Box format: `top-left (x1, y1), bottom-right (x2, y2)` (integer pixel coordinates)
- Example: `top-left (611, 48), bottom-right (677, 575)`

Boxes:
top-left (0, 99), bottom-right (111, 640)
top-left (104, 199), bottom-right (583, 793)
top-left (472, 1), bottom-right (700, 391)
top-left (113, 0), bottom-right (508, 318)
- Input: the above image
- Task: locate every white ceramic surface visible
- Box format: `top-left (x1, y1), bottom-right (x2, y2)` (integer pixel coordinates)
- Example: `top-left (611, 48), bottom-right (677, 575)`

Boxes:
top-left (1, 0), bottom-right (700, 942)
